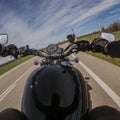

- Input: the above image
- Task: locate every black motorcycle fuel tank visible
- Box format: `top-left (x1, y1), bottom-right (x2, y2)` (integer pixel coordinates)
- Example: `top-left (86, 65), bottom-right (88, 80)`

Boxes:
top-left (22, 65), bottom-right (89, 120)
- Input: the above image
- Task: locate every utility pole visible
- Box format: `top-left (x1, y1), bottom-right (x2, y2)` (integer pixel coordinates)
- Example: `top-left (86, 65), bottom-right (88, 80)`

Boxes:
top-left (72, 28), bottom-right (74, 34)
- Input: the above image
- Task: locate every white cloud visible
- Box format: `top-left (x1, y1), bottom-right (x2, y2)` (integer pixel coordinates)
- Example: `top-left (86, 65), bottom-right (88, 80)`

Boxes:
top-left (70, 0), bottom-right (120, 26)
top-left (0, 0), bottom-right (120, 49)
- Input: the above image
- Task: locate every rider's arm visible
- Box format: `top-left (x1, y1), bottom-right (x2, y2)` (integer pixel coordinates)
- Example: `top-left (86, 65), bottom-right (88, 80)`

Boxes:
top-left (91, 38), bottom-right (120, 58)
top-left (0, 44), bottom-right (18, 59)
top-left (106, 40), bottom-right (120, 58)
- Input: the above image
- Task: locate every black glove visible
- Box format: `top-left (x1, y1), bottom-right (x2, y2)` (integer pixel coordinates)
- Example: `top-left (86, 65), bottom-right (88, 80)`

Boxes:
top-left (76, 40), bottom-right (91, 52)
top-left (0, 44), bottom-right (6, 55)
top-left (91, 38), bottom-right (109, 54)
top-left (7, 44), bottom-right (18, 59)
top-left (1, 44), bottom-right (18, 59)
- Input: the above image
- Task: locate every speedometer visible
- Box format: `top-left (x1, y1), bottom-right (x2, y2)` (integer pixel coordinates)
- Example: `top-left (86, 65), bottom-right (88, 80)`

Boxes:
top-left (46, 44), bottom-right (58, 54)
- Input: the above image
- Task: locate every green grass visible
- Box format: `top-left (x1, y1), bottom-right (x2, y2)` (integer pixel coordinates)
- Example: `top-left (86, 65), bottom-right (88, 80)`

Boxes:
top-left (112, 30), bottom-right (120, 40)
top-left (87, 52), bottom-right (120, 67)
top-left (0, 55), bottom-right (34, 75)
top-left (77, 30), bottom-right (120, 42)
top-left (77, 33), bottom-right (100, 42)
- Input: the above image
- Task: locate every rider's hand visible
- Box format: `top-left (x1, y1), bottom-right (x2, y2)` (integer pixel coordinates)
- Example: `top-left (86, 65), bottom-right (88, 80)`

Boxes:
top-left (0, 44), bottom-right (6, 55)
top-left (7, 44), bottom-right (18, 59)
top-left (91, 38), bottom-right (109, 54)
top-left (1, 44), bottom-right (18, 59)
top-left (76, 40), bottom-right (91, 51)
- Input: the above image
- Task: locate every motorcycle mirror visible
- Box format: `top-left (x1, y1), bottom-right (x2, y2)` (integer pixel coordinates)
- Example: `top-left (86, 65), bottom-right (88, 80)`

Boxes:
top-left (101, 32), bottom-right (115, 42)
top-left (0, 34), bottom-right (8, 45)
top-left (67, 34), bottom-right (76, 43)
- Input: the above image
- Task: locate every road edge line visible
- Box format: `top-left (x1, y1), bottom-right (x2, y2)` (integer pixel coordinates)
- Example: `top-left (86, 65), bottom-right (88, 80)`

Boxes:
top-left (72, 54), bottom-right (120, 108)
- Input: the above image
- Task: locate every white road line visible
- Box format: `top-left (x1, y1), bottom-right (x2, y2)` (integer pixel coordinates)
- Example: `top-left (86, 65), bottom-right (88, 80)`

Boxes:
top-left (0, 83), bottom-right (16, 102)
top-left (0, 65), bottom-right (35, 102)
top-left (0, 57), bottom-right (36, 79)
top-left (72, 54), bottom-right (120, 108)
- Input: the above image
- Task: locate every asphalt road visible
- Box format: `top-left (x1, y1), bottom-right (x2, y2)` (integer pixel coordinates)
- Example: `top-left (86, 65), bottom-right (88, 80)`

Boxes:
top-left (0, 57), bottom-right (39, 110)
top-left (0, 53), bottom-right (120, 112)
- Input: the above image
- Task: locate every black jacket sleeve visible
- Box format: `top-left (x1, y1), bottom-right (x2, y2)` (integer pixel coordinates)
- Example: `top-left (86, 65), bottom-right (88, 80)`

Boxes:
top-left (107, 40), bottom-right (120, 58)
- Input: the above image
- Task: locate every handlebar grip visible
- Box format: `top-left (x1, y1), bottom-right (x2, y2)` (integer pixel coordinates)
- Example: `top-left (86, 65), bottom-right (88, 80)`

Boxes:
top-left (76, 40), bottom-right (91, 51)
top-left (18, 49), bottom-right (40, 56)
top-left (0, 44), bottom-right (18, 59)
top-left (7, 44), bottom-right (18, 59)
top-left (0, 44), bottom-right (6, 55)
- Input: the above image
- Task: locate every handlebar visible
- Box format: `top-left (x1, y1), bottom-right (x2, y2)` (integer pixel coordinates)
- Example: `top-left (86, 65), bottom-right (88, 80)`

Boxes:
top-left (0, 40), bottom-right (91, 59)
top-left (19, 45), bottom-right (81, 60)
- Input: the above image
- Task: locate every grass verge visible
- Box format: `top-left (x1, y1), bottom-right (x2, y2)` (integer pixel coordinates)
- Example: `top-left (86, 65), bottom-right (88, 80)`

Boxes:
top-left (77, 30), bottom-right (120, 41)
top-left (87, 51), bottom-right (120, 67)
top-left (0, 55), bottom-right (34, 76)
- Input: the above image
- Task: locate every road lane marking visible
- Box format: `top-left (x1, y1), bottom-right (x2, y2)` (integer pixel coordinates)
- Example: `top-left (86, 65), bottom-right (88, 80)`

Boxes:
top-left (0, 83), bottom-right (16, 102)
top-left (72, 54), bottom-right (120, 108)
top-left (0, 65), bottom-right (35, 102)
top-left (0, 57), bottom-right (36, 79)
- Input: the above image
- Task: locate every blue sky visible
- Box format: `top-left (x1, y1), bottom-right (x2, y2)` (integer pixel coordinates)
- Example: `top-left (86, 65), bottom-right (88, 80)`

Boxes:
top-left (0, 0), bottom-right (120, 49)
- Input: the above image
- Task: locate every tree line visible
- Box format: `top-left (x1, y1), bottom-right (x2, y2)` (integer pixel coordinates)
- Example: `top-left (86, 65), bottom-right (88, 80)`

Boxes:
top-left (101, 20), bottom-right (120, 32)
